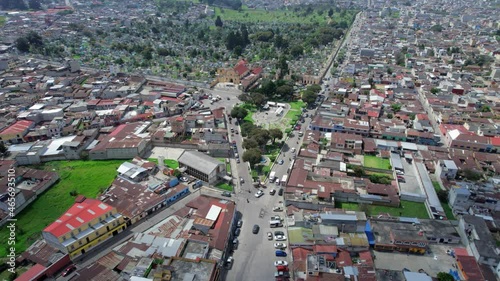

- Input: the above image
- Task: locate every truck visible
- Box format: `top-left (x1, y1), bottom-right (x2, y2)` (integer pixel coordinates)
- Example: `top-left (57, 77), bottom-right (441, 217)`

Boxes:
top-left (269, 220), bottom-right (283, 228)
top-left (280, 175), bottom-right (288, 186)
top-left (269, 171), bottom-right (276, 183)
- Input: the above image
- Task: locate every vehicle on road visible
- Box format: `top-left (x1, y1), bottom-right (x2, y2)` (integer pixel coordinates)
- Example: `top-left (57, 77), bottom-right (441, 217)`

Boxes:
top-left (61, 265), bottom-right (77, 277)
top-left (221, 191), bottom-right (231, 197)
top-left (179, 177), bottom-right (188, 182)
top-left (274, 261), bottom-right (288, 266)
top-left (396, 170), bottom-right (405, 175)
top-left (276, 265), bottom-right (289, 272)
top-left (278, 159), bottom-right (284, 165)
top-left (192, 180), bottom-right (203, 189)
top-left (236, 158), bottom-right (240, 163)
top-left (234, 228), bottom-right (241, 236)
top-left (237, 220), bottom-right (243, 228)
top-left (274, 231), bottom-right (284, 236)
top-left (271, 215), bottom-right (281, 221)
top-left (274, 243), bottom-right (287, 249)
top-left (274, 271), bottom-right (290, 278)
top-left (275, 235), bottom-right (287, 241)
top-left (240, 177), bottom-right (244, 183)
top-left (291, 147), bottom-right (296, 153)
top-left (278, 188), bottom-right (284, 196)
top-left (273, 206), bottom-right (283, 212)
top-left (269, 171), bottom-right (276, 182)
top-left (252, 224), bottom-right (260, 234)
top-left (255, 190), bottom-right (264, 198)
top-left (270, 189), bottom-right (276, 195)
top-left (267, 232), bottom-right (273, 240)
top-left (270, 220), bottom-right (283, 228)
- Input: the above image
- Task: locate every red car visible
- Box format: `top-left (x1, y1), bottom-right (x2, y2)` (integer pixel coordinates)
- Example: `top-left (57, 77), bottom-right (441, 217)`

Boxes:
top-left (295, 125), bottom-right (301, 130)
top-left (276, 265), bottom-right (289, 271)
top-left (61, 265), bottom-right (77, 277)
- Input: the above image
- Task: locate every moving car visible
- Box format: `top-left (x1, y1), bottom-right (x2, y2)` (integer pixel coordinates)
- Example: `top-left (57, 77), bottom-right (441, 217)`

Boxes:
top-left (270, 189), bottom-right (276, 195)
top-left (221, 191), bottom-right (231, 197)
top-left (278, 159), bottom-right (284, 165)
top-left (61, 265), bottom-right (77, 277)
top-left (274, 260), bottom-right (288, 266)
top-left (291, 148), bottom-right (296, 153)
top-left (267, 232), bottom-right (273, 240)
top-left (274, 243), bottom-right (287, 249)
top-left (278, 188), bottom-right (284, 196)
top-left (252, 224), bottom-right (260, 234)
top-left (255, 190), bottom-right (264, 198)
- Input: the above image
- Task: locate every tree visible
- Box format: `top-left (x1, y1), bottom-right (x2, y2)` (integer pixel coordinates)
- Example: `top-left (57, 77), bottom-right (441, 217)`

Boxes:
top-left (462, 169), bottom-right (481, 181)
top-left (243, 139), bottom-right (258, 149)
top-left (215, 16), bottom-right (223, 27)
top-left (302, 90), bottom-right (317, 104)
top-left (253, 129), bottom-right (271, 146)
top-left (276, 85), bottom-right (293, 100)
top-left (230, 107), bottom-right (248, 119)
top-left (307, 84), bottom-right (322, 94)
top-left (250, 92), bottom-right (266, 107)
top-left (391, 104), bottom-right (402, 112)
top-left (387, 113), bottom-right (393, 119)
top-left (430, 24), bottom-right (443, 32)
top-left (0, 142), bottom-right (7, 154)
top-left (29, 0), bottom-right (42, 10)
top-left (430, 87), bottom-right (440, 94)
top-left (368, 77), bottom-right (374, 88)
top-left (387, 67), bottom-right (393, 75)
top-left (437, 272), bottom-right (454, 281)
top-left (242, 148), bottom-right (262, 167)
top-left (259, 79), bottom-right (276, 97)
top-left (290, 44), bottom-right (304, 58)
top-left (15, 37), bottom-right (30, 52)
top-left (328, 8), bottom-right (334, 17)
top-left (436, 189), bottom-right (448, 203)
top-left (353, 166), bottom-right (365, 177)
top-left (269, 128), bottom-right (283, 143)
top-left (480, 105), bottom-right (491, 112)
top-left (240, 122), bottom-right (255, 137)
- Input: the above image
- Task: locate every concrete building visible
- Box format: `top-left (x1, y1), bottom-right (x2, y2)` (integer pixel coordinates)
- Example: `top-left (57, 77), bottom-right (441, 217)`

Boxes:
top-left (449, 186), bottom-right (472, 214)
top-left (177, 151), bottom-right (226, 185)
top-left (0, 120), bottom-right (35, 144)
top-left (435, 159), bottom-right (458, 180)
top-left (42, 196), bottom-right (127, 259)
top-left (458, 215), bottom-right (500, 267)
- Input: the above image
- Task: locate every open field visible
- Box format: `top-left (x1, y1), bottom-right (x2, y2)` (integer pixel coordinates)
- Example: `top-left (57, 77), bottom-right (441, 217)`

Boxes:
top-left (0, 160), bottom-right (123, 256)
top-left (364, 155), bottom-right (392, 170)
top-left (337, 201), bottom-right (430, 219)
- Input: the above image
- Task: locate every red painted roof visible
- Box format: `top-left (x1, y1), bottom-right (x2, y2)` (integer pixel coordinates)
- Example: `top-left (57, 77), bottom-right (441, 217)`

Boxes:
top-left (14, 264), bottom-right (46, 281)
top-left (0, 120), bottom-right (34, 136)
top-left (43, 198), bottom-right (113, 238)
top-left (490, 136), bottom-right (500, 146)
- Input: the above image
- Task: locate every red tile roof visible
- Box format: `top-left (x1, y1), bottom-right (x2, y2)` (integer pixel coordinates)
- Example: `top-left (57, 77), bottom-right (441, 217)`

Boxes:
top-left (15, 264), bottom-right (47, 281)
top-left (0, 120), bottom-right (34, 135)
top-left (44, 198), bottom-right (113, 238)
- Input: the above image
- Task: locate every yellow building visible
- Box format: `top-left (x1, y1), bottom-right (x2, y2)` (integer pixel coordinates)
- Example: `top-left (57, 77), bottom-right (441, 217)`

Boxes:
top-left (42, 196), bottom-right (126, 259)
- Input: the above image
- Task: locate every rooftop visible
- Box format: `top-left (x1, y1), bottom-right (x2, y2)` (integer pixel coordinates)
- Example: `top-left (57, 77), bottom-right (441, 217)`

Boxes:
top-left (178, 150), bottom-right (222, 175)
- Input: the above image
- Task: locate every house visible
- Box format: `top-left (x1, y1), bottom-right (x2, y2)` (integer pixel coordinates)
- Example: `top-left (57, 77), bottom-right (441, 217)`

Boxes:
top-left (448, 186), bottom-right (472, 214)
top-left (177, 150), bottom-right (226, 185)
top-left (435, 159), bottom-right (458, 180)
top-left (330, 132), bottom-right (363, 154)
top-left (458, 215), bottom-right (500, 267)
top-left (42, 196), bottom-right (127, 259)
top-left (0, 120), bottom-right (35, 144)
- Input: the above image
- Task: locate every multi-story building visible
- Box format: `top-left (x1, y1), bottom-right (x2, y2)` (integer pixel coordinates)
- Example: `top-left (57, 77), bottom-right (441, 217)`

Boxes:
top-left (177, 150), bottom-right (226, 185)
top-left (42, 196), bottom-right (126, 259)
top-left (435, 159), bottom-right (459, 180)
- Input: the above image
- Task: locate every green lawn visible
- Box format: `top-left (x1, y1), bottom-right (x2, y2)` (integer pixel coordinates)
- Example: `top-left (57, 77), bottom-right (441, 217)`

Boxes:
top-left (364, 155), bottom-right (392, 170)
top-left (0, 16), bottom-right (6, 27)
top-left (0, 160), bottom-right (124, 256)
top-left (442, 203), bottom-right (455, 220)
top-left (240, 103), bottom-right (257, 123)
top-left (148, 158), bottom-right (179, 169)
top-left (215, 183), bottom-right (233, 192)
top-left (337, 201), bottom-right (430, 219)
top-left (217, 158), bottom-right (231, 174)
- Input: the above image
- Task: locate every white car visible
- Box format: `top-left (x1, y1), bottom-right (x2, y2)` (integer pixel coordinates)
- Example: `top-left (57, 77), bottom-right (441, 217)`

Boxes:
top-left (267, 232), bottom-right (273, 240)
top-left (273, 206), bottom-right (283, 212)
top-left (274, 243), bottom-right (287, 249)
top-left (255, 190), bottom-right (264, 198)
top-left (275, 235), bottom-right (287, 241)
top-left (274, 261), bottom-right (288, 266)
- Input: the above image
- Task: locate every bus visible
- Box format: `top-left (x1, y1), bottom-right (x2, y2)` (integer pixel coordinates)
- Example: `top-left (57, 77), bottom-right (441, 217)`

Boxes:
top-left (270, 220), bottom-right (283, 228)
top-left (269, 171), bottom-right (276, 182)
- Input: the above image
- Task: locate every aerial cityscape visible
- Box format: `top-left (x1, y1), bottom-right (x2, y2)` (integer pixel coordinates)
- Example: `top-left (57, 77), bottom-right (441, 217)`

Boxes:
top-left (0, 0), bottom-right (499, 280)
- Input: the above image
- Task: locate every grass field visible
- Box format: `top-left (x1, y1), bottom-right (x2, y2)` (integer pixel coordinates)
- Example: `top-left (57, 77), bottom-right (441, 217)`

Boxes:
top-left (218, 158), bottom-right (231, 173)
top-left (148, 158), bottom-right (179, 169)
top-left (0, 160), bottom-right (124, 256)
top-left (0, 16), bottom-right (6, 27)
top-left (337, 200), bottom-right (430, 219)
top-left (216, 183), bottom-right (233, 191)
top-left (284, 101), bottom-right (306, 124)
top-left (215, 6), bottom-right (331, 24)
top-left (364, 155), bottom-right (392, 170)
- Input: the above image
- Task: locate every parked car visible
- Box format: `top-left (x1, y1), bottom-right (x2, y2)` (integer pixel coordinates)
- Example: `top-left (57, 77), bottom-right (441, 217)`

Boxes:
top-left (273, 206), bottom-right (283, 212)
top-left (255, 190), bottom-right (264, 198)
top-left (396, 170), bottom-right (405, 175)
top-left (274, 231), bottom-right (284, 236)
top-left (274, 243), bottom-right (287, 249)
top-left (278, 159), bottom-right (284, 165)
top-left (236, 158), bottom-right (240, 163)
top-left (252, 224), bottom-right (260, 234)
top-left (179, 177), bottom-right (188, 182)
top-left (240, 177), bottom-right (244, 183)
top-left (276, 265), bottom-right (289, 271)
top-left (237, 220), bottom-right (243, 228)
top-left (270, 189), bottom-right (276, 195)
top-left (278, 188), bottom-right (284, 196)
top-left (275, 235), bottom-right (287, 241)
top-left (61, 265), bottom-right (77, 277)
top-left (291, 148), bottom-right (296, 153)
top-left (271, 215), bottom-right (282, 221)
top-left (234, 228), bottom-right (241, 236)
top-left (275, 250), bottom-right (287, 257)
top-left (274, 260), bottom-right (288, 266)
top-left (222, 191), bottom-right (231, 197)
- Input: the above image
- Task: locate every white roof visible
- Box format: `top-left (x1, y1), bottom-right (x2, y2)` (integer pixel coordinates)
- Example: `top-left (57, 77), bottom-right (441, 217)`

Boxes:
top-left (448, 129), bottom-right (461, 140)
top-left (42, 135), bottom-right (77, 156)
top-left (206, 205), bottom-right (222, 221)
